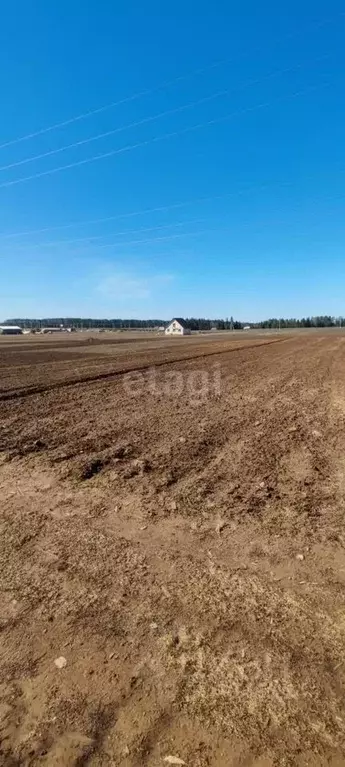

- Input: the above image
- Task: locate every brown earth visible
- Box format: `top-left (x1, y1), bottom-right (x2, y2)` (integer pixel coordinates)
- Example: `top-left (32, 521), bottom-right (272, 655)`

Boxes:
top-left (1, 331), bottom-right (345, 766)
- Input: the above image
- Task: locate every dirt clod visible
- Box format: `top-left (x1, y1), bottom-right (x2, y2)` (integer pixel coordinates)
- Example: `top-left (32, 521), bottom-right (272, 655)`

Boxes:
top-left (54, 656), bottom-right (67, 669)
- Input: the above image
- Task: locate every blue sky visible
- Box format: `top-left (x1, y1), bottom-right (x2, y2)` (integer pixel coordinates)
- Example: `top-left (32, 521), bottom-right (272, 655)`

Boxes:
top-left (0, 0), bottom-right (344, 321)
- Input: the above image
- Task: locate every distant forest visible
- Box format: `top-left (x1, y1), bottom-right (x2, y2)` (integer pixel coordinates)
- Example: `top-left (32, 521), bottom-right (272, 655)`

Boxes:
top-left (3, 315), bottom-right (344, 330)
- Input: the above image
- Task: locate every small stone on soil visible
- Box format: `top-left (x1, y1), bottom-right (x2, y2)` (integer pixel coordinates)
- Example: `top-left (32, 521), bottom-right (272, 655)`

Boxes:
top-left (54, 656), bottom-right (67, 669)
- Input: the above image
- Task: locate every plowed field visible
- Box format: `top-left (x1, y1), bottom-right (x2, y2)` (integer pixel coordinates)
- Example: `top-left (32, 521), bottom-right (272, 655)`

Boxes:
top-left (1, 332), bottom-right (345, 766)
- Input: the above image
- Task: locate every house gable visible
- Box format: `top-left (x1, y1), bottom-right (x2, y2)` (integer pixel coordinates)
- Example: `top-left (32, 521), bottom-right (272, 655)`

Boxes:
top-left (171, 317), bottom-right (188, 329)
top-left (165, 318), bottom-right (191, 335)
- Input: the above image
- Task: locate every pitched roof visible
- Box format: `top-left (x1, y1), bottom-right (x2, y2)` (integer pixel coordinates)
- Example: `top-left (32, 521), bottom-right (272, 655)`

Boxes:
top-left (170, 317), bottom-right (189, 329)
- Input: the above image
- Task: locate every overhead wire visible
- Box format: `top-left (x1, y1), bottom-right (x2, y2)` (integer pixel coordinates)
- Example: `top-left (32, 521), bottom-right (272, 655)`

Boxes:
top-left (0, 81), bottom-right (330, 190)
top-left (0, 65), bottom-right (225, 152)
top-left (1, 167), bottom-right (344, 242)
top-left (69, 195), bottom-right (345, 252)
top-left (0, 54), bottom-right (331, 174)
top-left (0, 9), bottom-right (341, 152)
top-left (6, 217), bottom-right (208, 250)
top-left (4, 198), bottom-right (345, 262)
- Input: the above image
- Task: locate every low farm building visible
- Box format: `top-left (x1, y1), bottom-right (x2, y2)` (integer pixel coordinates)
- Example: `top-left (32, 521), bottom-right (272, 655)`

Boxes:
top-left (165, 318), bottom-right (191, 336)
top-left (0, 325), bottom-right (23, 335)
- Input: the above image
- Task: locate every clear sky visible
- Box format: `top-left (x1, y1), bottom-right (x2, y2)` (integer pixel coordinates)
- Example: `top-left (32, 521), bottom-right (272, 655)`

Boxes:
top-left (0, 0), bottom-right (344, 321)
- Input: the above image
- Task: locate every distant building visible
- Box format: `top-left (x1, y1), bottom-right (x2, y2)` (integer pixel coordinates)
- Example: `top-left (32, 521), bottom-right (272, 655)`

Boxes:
top-left (0, 325), bottom-right (23, 335)
top-left (165, 318), bottom-right (191, 336)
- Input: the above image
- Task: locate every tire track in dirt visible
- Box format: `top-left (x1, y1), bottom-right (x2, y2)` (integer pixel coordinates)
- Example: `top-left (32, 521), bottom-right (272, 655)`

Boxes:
top-left (0, 337), bottom-right (288, 401)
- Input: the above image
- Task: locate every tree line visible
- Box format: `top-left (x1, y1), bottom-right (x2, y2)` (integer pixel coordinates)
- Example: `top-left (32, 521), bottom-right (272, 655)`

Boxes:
top-left (252, 316), bottom-right (344, 329)
top-left (3, 315), bottom-right (344, 330)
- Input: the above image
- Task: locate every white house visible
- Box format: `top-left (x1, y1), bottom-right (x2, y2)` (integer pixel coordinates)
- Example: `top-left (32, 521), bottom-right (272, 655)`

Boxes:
top-left (165, 318), bottom-right (191, 336)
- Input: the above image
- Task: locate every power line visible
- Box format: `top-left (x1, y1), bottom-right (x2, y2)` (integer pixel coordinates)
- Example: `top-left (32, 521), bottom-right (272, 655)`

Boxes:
top-left (3, 203), bottom-right (344, 261)
top-left (0, 55), bottom-right (330, 174)
top-left (6, 217), bottom-right (208, 250)
top-left (68, 198), bottom-right (345, 252)
top-left (0, 81), bottom-right (330, 190)
top-left (0, 90), bottom-right (230, 172)
top-left (0, 65), bottom-right (224, 152)
top-left (0, 9), bottom-right (341, 152)
top-left (2, 166), bottom-right (344, 241)
top-left (5, 185), bottom-right (345, 252)
top-left (0, 180), bottom-right (292, 239)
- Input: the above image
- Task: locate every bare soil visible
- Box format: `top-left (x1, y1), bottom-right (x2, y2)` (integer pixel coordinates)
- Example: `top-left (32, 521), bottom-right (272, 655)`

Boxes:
top-left (1, 332), bottom-right (345, 766)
